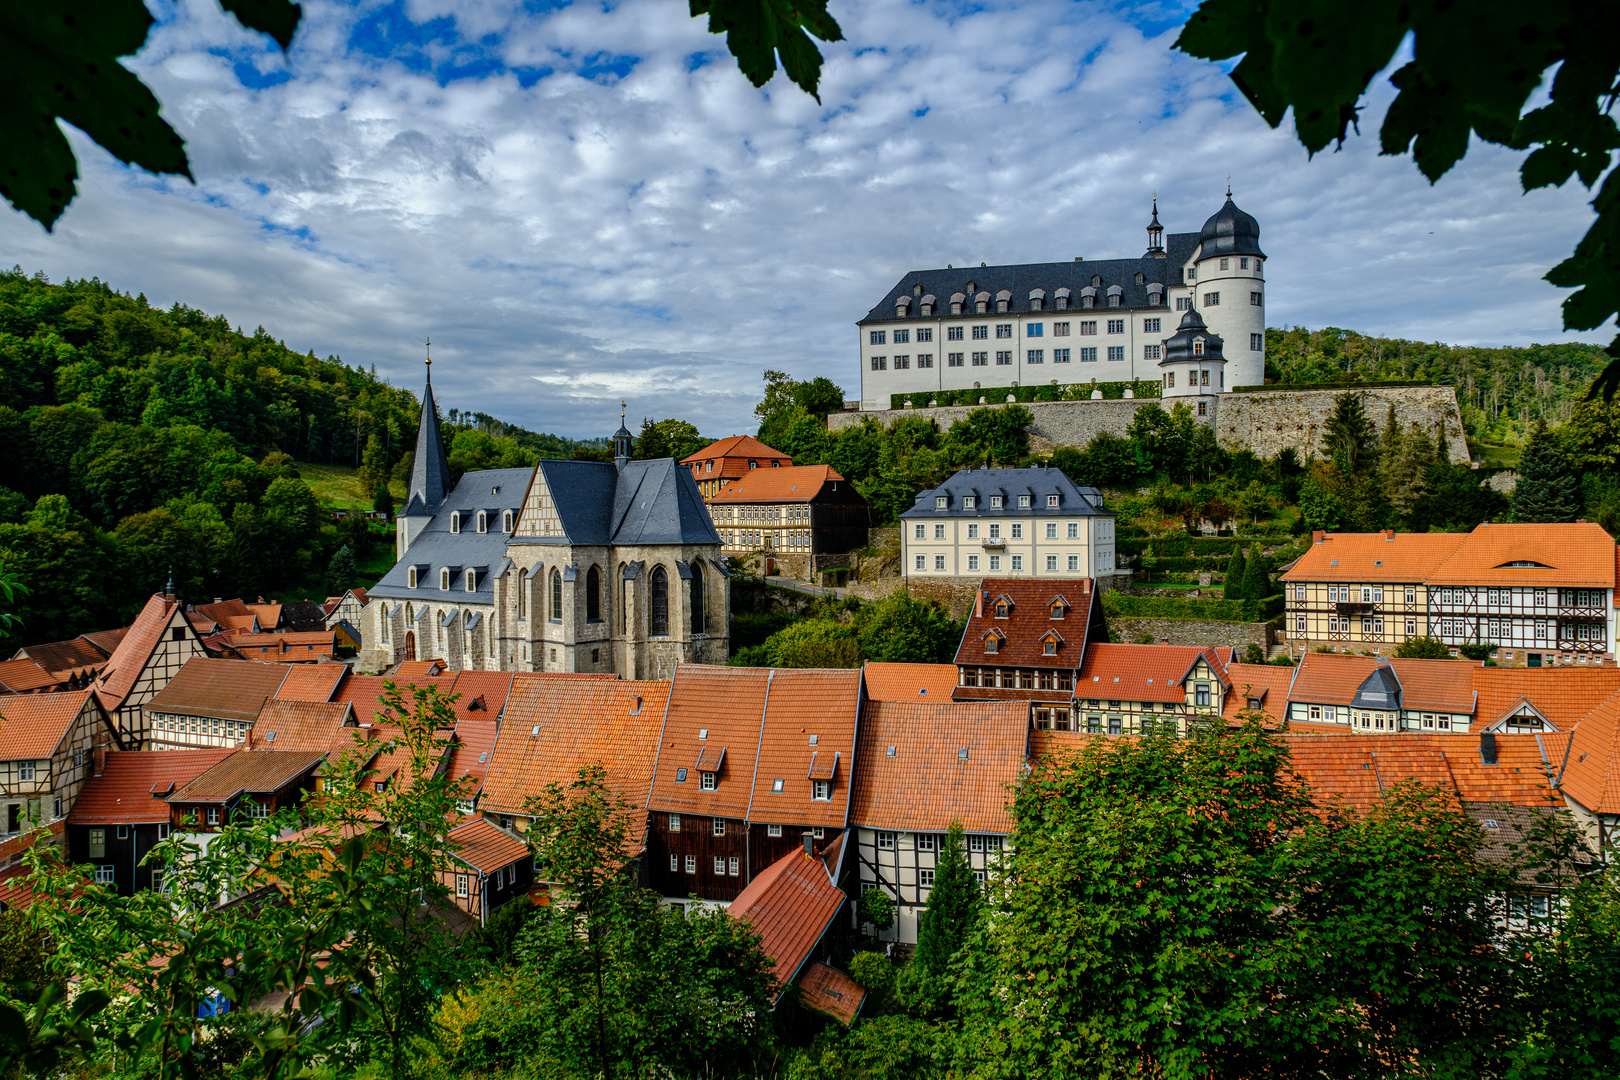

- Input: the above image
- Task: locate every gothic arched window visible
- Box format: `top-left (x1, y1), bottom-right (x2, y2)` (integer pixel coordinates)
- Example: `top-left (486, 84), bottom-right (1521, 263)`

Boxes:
top-left (619, 563), bottom-right (629, 632)
top-left (586, 565), bottom-right (601, 622)
top-left (689, 561), bottom-right (705, 634)
top-left (550, 569), bottom-right (563, 621)
top-left (516, 570), bottom-right (527, 619)
top-left (650, 566), bottom-right (669, 637)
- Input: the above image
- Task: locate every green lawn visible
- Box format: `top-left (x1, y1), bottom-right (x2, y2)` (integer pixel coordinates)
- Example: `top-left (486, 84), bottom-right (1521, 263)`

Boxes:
top-left (296, 461), bottom-right (406, 511)
top-left (1471, 442), bottom-right (1522, 470)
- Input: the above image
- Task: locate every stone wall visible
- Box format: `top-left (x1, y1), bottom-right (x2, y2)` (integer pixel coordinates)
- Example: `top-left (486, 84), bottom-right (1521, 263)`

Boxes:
top-left (1109, 617), bottom-right (1271, 654)
top-left (826, 385), bottom-right (1469, 462)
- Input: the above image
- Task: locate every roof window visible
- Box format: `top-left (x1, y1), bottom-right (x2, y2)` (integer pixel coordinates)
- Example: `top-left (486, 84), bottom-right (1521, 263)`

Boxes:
top-left (886, 746), bottom-right (896, 757)
top-left (772, 778), bottom-right (784, 792)
top-left (698, 727), bottom-right (709, 740)
top-left (676, 768), bottom-right (688, 782)
top-left (1018, 495), bottom-right (1030, 508)
top-left (465, 569), bottom-right (476, 592)
top-left (440, 568), bottom-right (451, 591)
top-left (1047, 495), bottom-right (1059, 507)
top-left (936, 496), bottom-right (948, 509)
top-left (449, 512), bottom-right (461, 534)
top-left (958, 748), bottom-right (969, 760)
top-left (476, 510), bottom-right (487, 533)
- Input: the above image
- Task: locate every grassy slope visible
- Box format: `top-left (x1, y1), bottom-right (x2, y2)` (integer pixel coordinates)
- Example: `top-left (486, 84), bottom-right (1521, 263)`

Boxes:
top-left (296, 461), bottom-right (406, 511)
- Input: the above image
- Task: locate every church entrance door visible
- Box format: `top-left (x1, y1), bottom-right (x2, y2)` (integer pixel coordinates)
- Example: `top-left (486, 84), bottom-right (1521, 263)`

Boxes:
top-left (404, 631), bottom-right (416, 662)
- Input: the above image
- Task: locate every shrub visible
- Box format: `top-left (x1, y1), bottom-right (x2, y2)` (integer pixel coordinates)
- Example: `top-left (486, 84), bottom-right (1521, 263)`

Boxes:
top-left (848, 950), bottom-right (895, 994)
top-left (1394, 636), bottom-right (1452, 660)
top-left (859, 887), bottom-right (896, 935)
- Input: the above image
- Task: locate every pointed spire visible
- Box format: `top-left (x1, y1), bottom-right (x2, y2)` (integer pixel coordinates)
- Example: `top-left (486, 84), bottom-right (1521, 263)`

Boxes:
top-left (614, 401), bottom-right (634, 472)
top-left (1144, 191), bottom-right (1165, 257)
top-left (405, 344), bottom-right (451, 517)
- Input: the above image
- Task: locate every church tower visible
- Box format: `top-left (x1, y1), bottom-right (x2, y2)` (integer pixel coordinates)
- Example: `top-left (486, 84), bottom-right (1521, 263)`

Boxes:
top-left (1192, 187), bottom-right (1266, 390)
top-left (613, 402), bottom-right (634, 472)
top-left (396, 344), bottom-right (452, 559)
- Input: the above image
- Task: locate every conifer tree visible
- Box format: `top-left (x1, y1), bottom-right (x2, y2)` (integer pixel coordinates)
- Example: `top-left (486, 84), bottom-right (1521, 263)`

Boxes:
top-left (1378, 403), bottom-right (1404, 498)
top-left (908, 822), bottom-right (980, 1010)
top-left (1240, 544), bottom-right (1271, 599)
top-left (326, 544), bottom-right (356, 595)
top-left (1387, 422), bottom-right (1435, 516)
top-left (1512, 422), bottom-right (1581, 523)
top-left (1223, 545), bottom-right (1246, 600)
top-left (1322, 391), bottom-right (1377, 475)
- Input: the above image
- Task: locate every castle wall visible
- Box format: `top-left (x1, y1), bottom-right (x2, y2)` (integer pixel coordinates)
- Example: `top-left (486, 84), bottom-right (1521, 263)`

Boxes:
top-left (827, 385), bottom-right (1468, 463)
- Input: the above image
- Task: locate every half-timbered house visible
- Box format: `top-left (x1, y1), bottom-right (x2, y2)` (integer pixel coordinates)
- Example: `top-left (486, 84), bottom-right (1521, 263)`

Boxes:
top-left (0, 690), bottom-right (122, 860)
top-left (67, 749), bottom-right (232, 894)
top-left (1072, 643), bottom-right (1233, 735)
top-left (92, 591), bottom-right (209, 743)
top-left (441, 816), bottom-right (533, 926)
top-left (953, 577), bottom-right (1107, 729)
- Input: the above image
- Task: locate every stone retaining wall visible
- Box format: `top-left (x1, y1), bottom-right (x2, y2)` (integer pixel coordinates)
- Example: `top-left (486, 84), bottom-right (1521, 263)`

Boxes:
top-left (827, 385), bottom-right (1469, 462)
top-left (1109, 617), bottom-right (1271, 654)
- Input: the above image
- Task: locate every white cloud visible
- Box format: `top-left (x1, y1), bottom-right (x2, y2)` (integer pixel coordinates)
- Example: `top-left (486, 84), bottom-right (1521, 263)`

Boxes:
top-left (0, 0), bottom-right (1607, 441)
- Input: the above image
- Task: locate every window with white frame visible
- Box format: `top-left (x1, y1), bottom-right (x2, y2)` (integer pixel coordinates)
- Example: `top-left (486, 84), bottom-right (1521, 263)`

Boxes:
top-left (713, 857), bottom-right (726, 874)
top-left (968, 555), bottom-right (980, 571)
top-left (669, 854), bottom-right (679, 871)
top-left (934, 556), bottom-right (946, 571)
top-left (684, 855), bottom-right (696, 873)
top-left (877, 831), bottom-right (895, 850)
top-left (1068, 555), bottom-right (1080, 571)
top-left (1046, 555), bottom-right (1058, 571)
top-left (455, 875), bottom-right (469, 898)
top-left (700, 771), bottom-right (717, 791)
top-left (1011, 555), bottom-right (1023, 571)
top-left (915, 555), bottom-right (926, 571)
top-left (712, 817), bottom-right (725, 836)
top-left (767, 823), bottom-right (782, 837)
top-left (920, 869), bottom-right (935, 887)
top-left (95, 865), bottom-right (115, 884)
top-left (669, 813), bottom-right (681, 831)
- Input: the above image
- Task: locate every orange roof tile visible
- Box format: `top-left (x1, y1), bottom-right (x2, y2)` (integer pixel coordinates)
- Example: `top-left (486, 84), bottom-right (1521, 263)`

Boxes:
top-left (0, 690), bottom-right (94, 760)
top-left (481, 679), bottom-right (670, 817)
top-left (145, 658), bottom-right (291, 723)
top-left (1428, 522), bottom-right (1618, 587)
top-left (849, 699), bottom-right (1028, 833)
top-left (862, 663), bottom-right (959, 702)
top-left (1557, 690), bottom-right (1620, 814)
top-left (448, 816), bottom-right (529, 874)
top-left (1389, 658), bottom-right (1478, 713)
top-left (798, 962), bottom-right (866, 1025)
top-left (250, 700), bottom-right (356, 753)
top-left (390, 660), bottom-right (451, 680)
top-left (730, 836), bottom-right (847, 999)
top-left (69, 749), bottom-right (234, 824)
top-left (647, 666), bottom-right (769, 819)
top-left (682, 435), bottom-right (788, 463)
top-left (1281, 531), bottom-right (1466, 583)
top-left (1283, 732), bottom-right (1562, 813)
top-left (446, 718), bottom-right (499, 794)
top-left (956, 578), bottom-right (1102, 671)
top-left (447, 671), bottom-right (515, 723)
top-left (81, 628), bottom-right (129, 656)
top-left (747, 668), bottom-right (863, 829)
top-left (0, 658), bottom-right (63, 693)
top-left (15, 636), bottom-right (114, 678)
top-left (1222, 663), bottom-right (1297, 724)
top-left (1472, 667), bottom-right (1620, 732)
top-left (169, 749), bottom-right (327, 803)
top-left (94, 594), bottom-right (182, 711)
top-left (710, 465), bottom-right (846, 504)
top-left (1287, 653), bottom-right (1383, 706)
top-left (274, 664), bottom-right (347, 702)
top-left (1075, 642), bottom-right (1230, 705)
top-left (1027, 728), bottom-right (1109, 769)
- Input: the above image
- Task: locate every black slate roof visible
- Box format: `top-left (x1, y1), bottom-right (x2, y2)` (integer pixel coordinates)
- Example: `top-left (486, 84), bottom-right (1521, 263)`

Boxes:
top-left (900, 467), bottom-right (1112, 520)
top-left (369, 467), bottom-right (531, 603)
top-left (860, 232), bottom-right (1198, 326)
top-left (404, 375), bottom-right (452, 517)
top-left (514, 458), bottom-right (722, 547)
top-left (1161, 309), bottom-right (1225, 366)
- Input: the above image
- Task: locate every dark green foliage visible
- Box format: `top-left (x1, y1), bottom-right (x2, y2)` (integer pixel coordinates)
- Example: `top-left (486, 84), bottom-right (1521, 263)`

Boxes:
top-left (788, 1014), bottom-right (957, 1080)
top-left (906, 822), bottom-right (978, 1012)
top-left (1177, 0), bottom-right (1620, 402)
top-left (943, 404), bottom-right (1033, 467)
top-left (633, 417), bottom-right (708, 462)
top-left (1408, 460), bottom-right (1511, 533)
top-left (1512, 421), bottom-right (1582, 522)
top-left (371, 482), bottom-right (394, 519)
top-left (762, 618), bottom-right (862, 668)
top-left (325, 545), bottom-right (356, 595)
top-left (1459, 642), bottom-right (1497, 662)
top-left (1242, 642), bottom-right (1265, 663)
top-left (854, 591), bottom-right (960, 664)
top-left (1321, 391), bottom-right (1378, 475)
top-left (1239, 545), bottom-right (1270, 599)
top-left (1222, 546), bottom-right (1246, 600)
top-left (1101, 592), bottom-right (1282, 623)
top-left (859, 888), bottom-right (895, 934)
top-left (1394, 635), bottom-right (1453, 659)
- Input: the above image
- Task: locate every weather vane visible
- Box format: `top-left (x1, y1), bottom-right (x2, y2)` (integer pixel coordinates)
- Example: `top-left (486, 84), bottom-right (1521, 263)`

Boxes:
top-left (425, 337), bottom-right (432, 368)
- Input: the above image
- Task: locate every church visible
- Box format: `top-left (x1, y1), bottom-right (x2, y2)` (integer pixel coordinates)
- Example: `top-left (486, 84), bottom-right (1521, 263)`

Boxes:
top-left (358, 364), bottom-right (728, 679)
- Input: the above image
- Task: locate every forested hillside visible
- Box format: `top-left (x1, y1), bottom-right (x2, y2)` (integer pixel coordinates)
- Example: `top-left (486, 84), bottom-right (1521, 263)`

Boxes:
top-left (1264, 326), bottom-right (1610, 447)
top-left (0, 269), bottom-right (573, 647)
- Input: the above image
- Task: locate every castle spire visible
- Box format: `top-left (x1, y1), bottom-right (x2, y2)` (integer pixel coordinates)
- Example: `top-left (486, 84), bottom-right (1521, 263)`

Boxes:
top-left (613, 401), bottom-right (634, 472)
top-left (1145, 192), bottom-right (1165, 257)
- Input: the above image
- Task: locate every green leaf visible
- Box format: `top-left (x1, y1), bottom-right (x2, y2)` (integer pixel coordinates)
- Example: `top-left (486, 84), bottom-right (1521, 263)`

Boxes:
top-left (691, 0), bottom-right (843, 101)
top-left (219, 0), bottom-right (302, 50)
top-left (68, 988), bottom-right (109, 1022)
top-left (0, 1003), bottom-right (28, 1052)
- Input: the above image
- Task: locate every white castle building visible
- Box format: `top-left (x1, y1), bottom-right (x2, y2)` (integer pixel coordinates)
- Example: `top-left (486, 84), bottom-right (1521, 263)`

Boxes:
top-left (856, 194), bottom-right (1266, 409)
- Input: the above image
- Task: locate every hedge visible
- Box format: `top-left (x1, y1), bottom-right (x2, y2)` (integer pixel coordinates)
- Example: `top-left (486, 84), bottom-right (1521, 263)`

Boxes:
top-left (1229, 379), bottom-right (1439, 393)
top-left (1119, 536), bottom-right (1246, 557)
top-left (1135, 555), bottom-right (1233, 573)
top-left (1101, 592), bottom-right (1285, 623)
top-left (889, 379), bottom-right (1161, 410)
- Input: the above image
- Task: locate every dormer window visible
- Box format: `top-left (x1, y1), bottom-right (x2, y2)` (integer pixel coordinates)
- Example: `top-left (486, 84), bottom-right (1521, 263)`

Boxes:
top-left (1051, 602), bottom-right (1064, 619)
top-left (440, 568), bottom-right (451, 590)
top-left (1054, 288), bottom-right (1070, 310)
top-left (503, 510), bottom-right (513, 532)
top-left (1193, 338), bottom-right (1205, 355)
top-left (1043, 639), bottom-right (1057, 656)
top-left (476, 511), bottom-right (487, 534)
top-left (1107, 294), bottom-right (1121, 308)
top-left (449, 512), bottom-right (461, 534)
top-left (1134, 272), bottom-right (1144, 284)
top-left (995, 602), bottom-right (1009, 619)
top-left (963, 496), bottom-right (975, 509)
top-left (935, 496), bottom-right (949, 510)
top-left (950, 292), bottom-right (965, 315)
top-left (990, 496), bottom-right (1003, 508)
top-left (984, 636), bottom-right (999, 654)
top-left (699, 771), bottom-right (717, 791)
top-left (1029, 289), bottom-right (1044, 311)
top-left (465, 569), bottom-right (476, 592)
top-left (975, 292), bottom-right (990, 314)
top-left (407, 567), bottom-right (419, 588)
top-left (1047, 495), bottom-right (1059, 507)
top-left (749, 460), bottom-right (757, 469)
top-left (921, 294), bottom-right (936, 315)
top-left (996, 290), bottom-right (1011, 313)
top-left (1018, 495), bottom-right (1030, 508)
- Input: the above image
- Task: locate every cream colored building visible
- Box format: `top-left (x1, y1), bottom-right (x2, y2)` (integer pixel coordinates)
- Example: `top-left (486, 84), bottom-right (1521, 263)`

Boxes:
top-left (900, 467), bottom-right (1116, 583)
top-left (1281, 530), bottom-right (1467, 656)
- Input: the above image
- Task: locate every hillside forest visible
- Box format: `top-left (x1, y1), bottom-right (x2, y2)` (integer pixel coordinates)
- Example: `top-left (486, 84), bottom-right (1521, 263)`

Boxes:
top-left (0, 269), bottom-right (1616, 655)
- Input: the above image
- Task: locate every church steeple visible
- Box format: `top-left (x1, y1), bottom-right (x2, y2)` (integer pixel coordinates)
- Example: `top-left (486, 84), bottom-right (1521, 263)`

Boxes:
top-left (397, 341), bottom-right (452, 558)
top-left (613, 401), bottom-right (634, 472)
top-left (1145, 193), bottom-right (1165, 257)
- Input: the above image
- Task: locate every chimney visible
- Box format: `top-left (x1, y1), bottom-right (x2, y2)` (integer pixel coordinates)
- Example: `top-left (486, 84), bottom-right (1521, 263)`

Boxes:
top-left (1382, 529), bottom-right (1395, 540)
top-left (1312, 531), bottom-right (1325, 544)
top-left (802, 833), bottom-right (815, 857)
top-left (974, 590), bottom-right (985, 618)
top-left (93, 742), bottom-right (107, 776)
top-left (1480, 731), bottom-right (1498, 767)
top-left (1082, 577), bottom-right (1091, 595)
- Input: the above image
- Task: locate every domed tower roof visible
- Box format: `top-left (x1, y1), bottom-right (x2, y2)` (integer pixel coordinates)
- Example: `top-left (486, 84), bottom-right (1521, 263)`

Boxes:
top-left (1160, 309), bottom-right (1225, 365)
top-left (1197, 196), bottom-right (1264, 259)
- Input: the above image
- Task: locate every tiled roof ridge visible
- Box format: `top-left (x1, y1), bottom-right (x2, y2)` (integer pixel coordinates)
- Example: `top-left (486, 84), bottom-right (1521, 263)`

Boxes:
top-left (94, 593), bottom-right (178, 710)
top-left (744, 668), bottom-right (775, 821)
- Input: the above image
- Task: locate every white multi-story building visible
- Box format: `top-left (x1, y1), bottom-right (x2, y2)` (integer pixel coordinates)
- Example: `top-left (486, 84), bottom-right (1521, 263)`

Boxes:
top-left (900, 466), bottom-right (1117, 583)
top-left (855, 194), bottom-right (1267, 409)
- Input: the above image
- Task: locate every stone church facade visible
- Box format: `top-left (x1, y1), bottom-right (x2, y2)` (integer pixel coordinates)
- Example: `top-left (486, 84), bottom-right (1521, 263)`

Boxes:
top-left (360, 371), bottom-right (728, 679)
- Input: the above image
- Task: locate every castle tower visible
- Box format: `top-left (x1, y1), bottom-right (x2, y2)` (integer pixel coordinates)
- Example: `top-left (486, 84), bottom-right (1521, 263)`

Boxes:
top-left (1144, 195), bottom-right (1165, 258)
top-left (396, 343), bottom-right (452, 559)
top-left (1159, 308), bottom-right (1225, 399)
top-left (1192, 188), bottom-right (1265, 390)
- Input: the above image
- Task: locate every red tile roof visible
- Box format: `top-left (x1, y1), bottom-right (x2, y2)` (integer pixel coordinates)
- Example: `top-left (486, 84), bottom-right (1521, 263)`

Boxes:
top-left (862, 662), bottom-right (959, 702)
top-left (729, 835), bottom-right (847, 1000)
top-left (227, 631), bottom-right (335, 660)
top-left (447, 671), bottom-right (515, 724)
top-left (1076, 643), bottom-right (1230, 705)
top-left (448, 816), bottom-right (529, 874)
top-left (710, 465), bottom-right (846, 504)
top-left (1222, 663), bottom-right (1297, 724)
top-left (250, 700), bottom-right (355, 752)
top-left (849, 699), bottom-right (1028, 833)
top-left (0, 658), bottom-right (63, 693)
top-left (1281, 531), bottom-right (1466, 583)
top-left (680, 436), bottom-right (793, 484)
top-left (1557, 690), bottom-right (1620, 814)
top-left (274, 663), bottom-right (348, 702)
top-left (446, 718), bottom-right (499, 795)
top-left (481, 679), bottom-right (670, 818)
top-left (955, 578), bottom-right (1100, 671)
top-left (647, 666), bottom-right (769, 819)
top-left (0, 690), bottom-right (95, 760)
top-left (69, 749), bottom-right (234, 824)
top-left (94, 593), bottom-right (183, 711)
top-left (169, 750), bottom-right (327, 804)
top-left (1472, 667), bottom-right (1620, 732)
top-left (1428, 522), bottom-right (1618, 587)
top-left (15, 635), bottom-right (115, 678)
top-left (145, 658), bottom-right (291, 723)
top-left (391, 660), bottom-right (451, 680)
top-left (798, 962), bottom-right (866, 1024)
top-left (1389, 659), bottom-right (1479, 714)
top-left (746, 668), bottom-right (862, 829)
top-left (80, 627), bottom-right (129, 656)
top-left (1283, 732), bottom-right (1562, 814)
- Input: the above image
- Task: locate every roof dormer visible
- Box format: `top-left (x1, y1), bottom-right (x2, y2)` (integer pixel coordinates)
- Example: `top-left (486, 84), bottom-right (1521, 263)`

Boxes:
top-left (995, 289), bottom-right (1012, 313)
top-left (1028, 288), bottom-right (1045, 311)
top-left (950, 292), bottom-right (965, 315)
top-left (975, 291), bottom-right (991, 314)
top-left (920, 293), bottom-right (936, 316)
top-left (1040, 629), bottom-right (1065, 656)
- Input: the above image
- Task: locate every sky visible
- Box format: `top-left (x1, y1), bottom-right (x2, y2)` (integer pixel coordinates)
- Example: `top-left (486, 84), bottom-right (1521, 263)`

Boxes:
top-left (2, 0), bottom-right (1610, 439)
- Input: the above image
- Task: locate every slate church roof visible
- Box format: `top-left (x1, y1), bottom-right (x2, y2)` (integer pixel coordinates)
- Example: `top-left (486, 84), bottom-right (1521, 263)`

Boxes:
top-left (369, 468), bottom-right (533, 604)
top-left (512, 458), bottom-right (721, 547)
